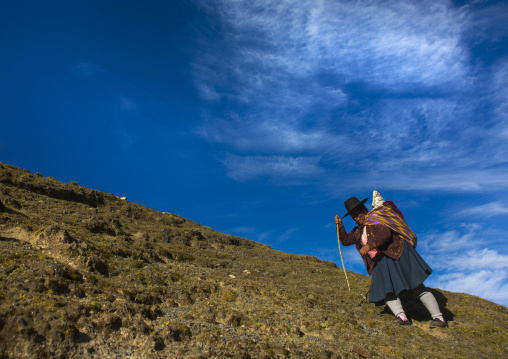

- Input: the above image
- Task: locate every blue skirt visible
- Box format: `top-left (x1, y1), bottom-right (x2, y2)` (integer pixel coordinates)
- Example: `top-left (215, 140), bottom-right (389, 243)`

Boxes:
top-left (369, 241), bottom-right (432, 303)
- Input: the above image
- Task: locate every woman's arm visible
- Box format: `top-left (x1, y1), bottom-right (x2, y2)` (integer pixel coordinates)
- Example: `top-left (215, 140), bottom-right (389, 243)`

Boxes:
top-left (335, 215), bottom-right (361, 246)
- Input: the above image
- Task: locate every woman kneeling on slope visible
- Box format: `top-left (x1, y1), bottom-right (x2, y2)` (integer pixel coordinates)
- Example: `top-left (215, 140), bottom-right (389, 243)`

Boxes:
top-left (335, 196), bottom-right (448, 328)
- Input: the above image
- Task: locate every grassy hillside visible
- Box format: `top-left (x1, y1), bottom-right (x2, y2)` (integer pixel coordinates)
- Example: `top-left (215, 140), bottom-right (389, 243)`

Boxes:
top-left (0, 162), bottom-right (507, 358)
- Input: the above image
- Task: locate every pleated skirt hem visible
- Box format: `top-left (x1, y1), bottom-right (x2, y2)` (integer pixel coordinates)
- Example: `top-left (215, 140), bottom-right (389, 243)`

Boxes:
top-left (369, 241), bottom-right (432, 303)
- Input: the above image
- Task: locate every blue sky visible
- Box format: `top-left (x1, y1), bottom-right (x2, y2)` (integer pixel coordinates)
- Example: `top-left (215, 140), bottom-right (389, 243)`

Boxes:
top-left (1, 0), bottom-right (507, 306)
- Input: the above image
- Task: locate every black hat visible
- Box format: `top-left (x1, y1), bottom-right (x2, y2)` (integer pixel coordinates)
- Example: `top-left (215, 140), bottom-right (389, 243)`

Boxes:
top-left (343, 197), bottom-right (368, 218)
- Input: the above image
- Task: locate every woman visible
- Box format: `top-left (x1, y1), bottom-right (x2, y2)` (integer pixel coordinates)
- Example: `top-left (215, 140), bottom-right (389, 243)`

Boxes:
top-left (335, 196), bottom-right (447, 328)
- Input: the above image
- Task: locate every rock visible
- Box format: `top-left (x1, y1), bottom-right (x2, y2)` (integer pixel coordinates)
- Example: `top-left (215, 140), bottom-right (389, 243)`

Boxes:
top-left (353, 346), bottom-right (371, 358)
top-left (378, 346), bottom-right (391, 353)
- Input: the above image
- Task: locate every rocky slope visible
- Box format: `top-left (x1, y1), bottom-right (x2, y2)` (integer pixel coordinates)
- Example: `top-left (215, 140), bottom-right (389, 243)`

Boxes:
top-left (0, 162), bottom-right (507, 358)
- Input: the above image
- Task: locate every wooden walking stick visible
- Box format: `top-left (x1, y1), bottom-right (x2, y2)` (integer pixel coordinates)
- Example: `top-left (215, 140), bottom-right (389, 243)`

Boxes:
top-left (336, 218), bottom-right (351, 291)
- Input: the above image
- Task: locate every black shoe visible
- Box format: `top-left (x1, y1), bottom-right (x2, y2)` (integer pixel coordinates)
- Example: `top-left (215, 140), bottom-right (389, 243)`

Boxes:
top-left (429, 318), bottom-right (448, 328)
top-left (396, 317), bottom-right (411, 326)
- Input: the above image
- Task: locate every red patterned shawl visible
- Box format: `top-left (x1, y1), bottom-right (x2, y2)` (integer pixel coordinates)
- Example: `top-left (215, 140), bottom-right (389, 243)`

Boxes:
top-left (364, 201), bottom-right (417, 248)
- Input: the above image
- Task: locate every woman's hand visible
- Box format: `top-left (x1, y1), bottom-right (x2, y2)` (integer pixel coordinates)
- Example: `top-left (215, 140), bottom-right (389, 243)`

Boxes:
top-left (335, 215), bottom-right (342, 226)
top-left (359, 245), bottom-right (371, 256)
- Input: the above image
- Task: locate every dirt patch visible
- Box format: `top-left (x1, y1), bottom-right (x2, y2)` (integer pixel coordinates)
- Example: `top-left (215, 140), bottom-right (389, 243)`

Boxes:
top-left (0, 226), bottom-right (32, 243)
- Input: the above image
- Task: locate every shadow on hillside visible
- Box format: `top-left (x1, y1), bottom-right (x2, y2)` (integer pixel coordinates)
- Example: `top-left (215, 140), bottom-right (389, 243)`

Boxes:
top-left (379, 288), bottom-right (455, 322)
top-left (75, 332), bottom-right (92, 344)
top-left (0, 206), bottom-right (29, 221)
top-left (0, 235), bottom-right (19, 243)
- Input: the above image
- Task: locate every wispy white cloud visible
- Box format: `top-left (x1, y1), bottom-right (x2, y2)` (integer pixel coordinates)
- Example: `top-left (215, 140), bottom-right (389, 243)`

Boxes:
top-left (196, 0), bottom-right (469, 89)
top-left (466, 1), bottom-right (508, 47)
top-left (192, 0), bottom-right (508, 195)
top-left (197, 83), bottom-right (220, 102)
top-left (306, 1), bottom-right (469, 88)
top-left (275, 227), bottom-right (297, 244)
top-left (427, 270), bottom-right (508, 305)
top-left (419, 225), bottom-right (508, 306)
top-left (420, 228), bottom-right (477, 255)
top-left (485, 60), bottom-right (508, 164)
top-left (256, 231), bottom-right (272, 244)
top-left (199, 115), bottom-right (337, 154)
top-left (455, 201), bottom-right (508, 218)
top-left (221, 154), bottom-right (323, 182)
top-left (444, 248), bottom-right (508, 271)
